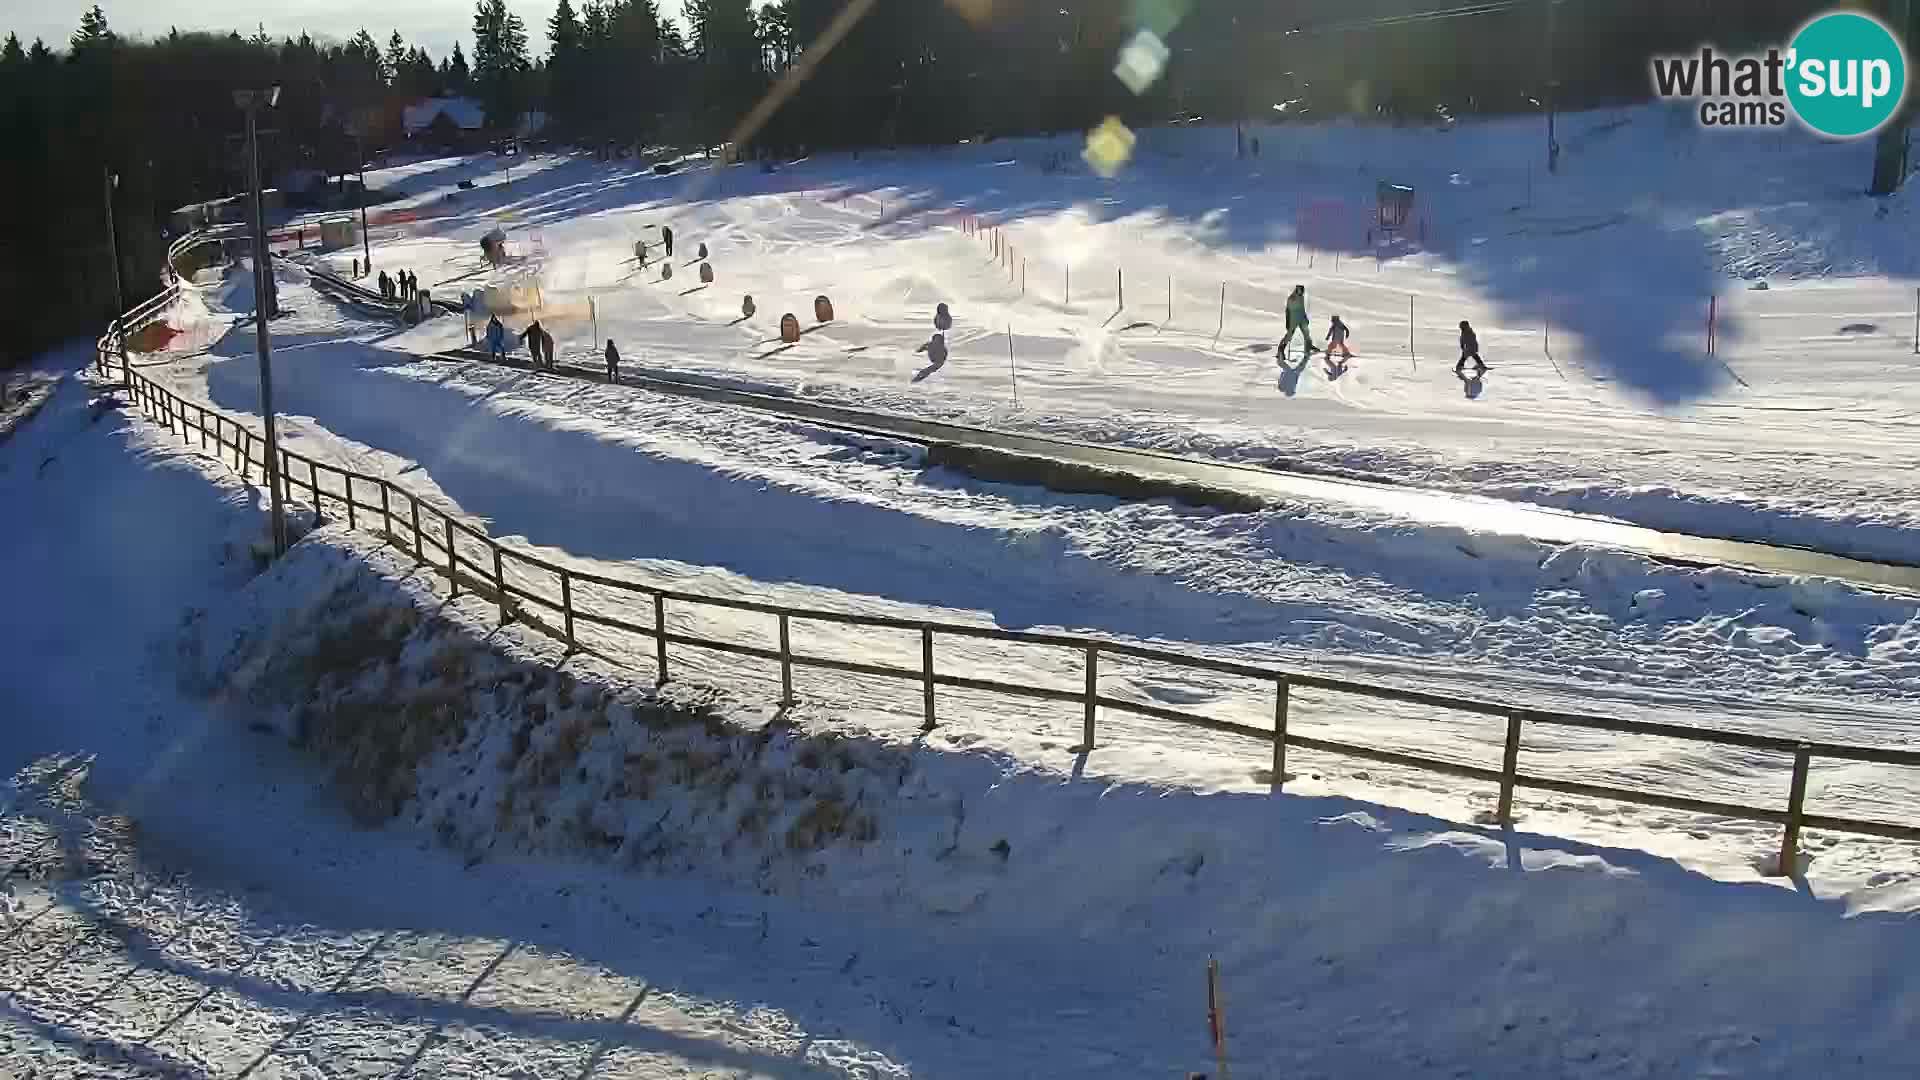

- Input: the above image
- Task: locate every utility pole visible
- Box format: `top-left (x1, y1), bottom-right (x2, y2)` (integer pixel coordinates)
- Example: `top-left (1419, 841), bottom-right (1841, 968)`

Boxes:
top-left (356, 129), bottom-right (371, 274)
top-left (239, 87), bottom-right (289, 557)
top-left (102, 167), bottom-right (127, 380)
top-left (1544, 0), bottom-right (1560, 174)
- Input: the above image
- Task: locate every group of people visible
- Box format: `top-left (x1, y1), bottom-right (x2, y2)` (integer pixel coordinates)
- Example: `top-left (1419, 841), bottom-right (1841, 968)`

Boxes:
top-left (1279, 285), bottom-right (1486, 376)
top-left (376, 268), bottom-right (421, 303)
top-left (633, 225), bottom-right (675, 268)
top-left (477, 312), bottom-right (624, 384)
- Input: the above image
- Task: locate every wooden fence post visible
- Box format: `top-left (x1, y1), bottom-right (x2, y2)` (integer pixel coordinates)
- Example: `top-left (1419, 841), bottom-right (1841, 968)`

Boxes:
top-left (559, 568), bottom-right (576, 651)
top-left (921, 626), bottom-right (936, 732)
top-left (197, 405), bottom-right (208, 449)
top-left (1082, 646), bottom-right (1098, 750)
top-left (1272, 679), bottom-right (1290, 789)
top-left (380, 482), bottom-right (392, 538)
top-left (309, 461), bottom-right (321, 518)
top-left (492, 545), bottom-right (509, 625)
top-left (1497, 710), bottom-right (1524, 825)
top-left (778, 612), bottom-right (795, 707)
top-left (410, 496), bottom-right (423, 558)
top-left (653, 592), bottom-right (669, 685)
top-left (445, 517), bottom-right (459, 598)
top-left (1778, 744), bottom-right (1813, 876)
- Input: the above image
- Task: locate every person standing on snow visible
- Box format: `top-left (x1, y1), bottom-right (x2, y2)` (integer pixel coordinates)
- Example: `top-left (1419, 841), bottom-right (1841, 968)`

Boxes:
top-left (485, 315), bottom-right (507, 359)
top-left (378, 270), bottom-right (392, 299)
top-left (1325, 315), bottom-right (1353, 362)
top-left (521, 319), bottom-right (546, 367)
top-left (1279, 284), bottom-right (1317, 359)
top-left (605, 339), bottom-right (620, 382)
top-left (541, 324), bottom-right (557, 369)
top-left (661, 225), bottom-right (674, 258)
top-left (1456, 320), bottom-right (1485, 374)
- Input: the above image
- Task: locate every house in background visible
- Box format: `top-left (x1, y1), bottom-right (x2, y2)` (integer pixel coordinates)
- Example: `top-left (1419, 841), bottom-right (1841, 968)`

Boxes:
top-left (404, 97), bottom-right (487, 152)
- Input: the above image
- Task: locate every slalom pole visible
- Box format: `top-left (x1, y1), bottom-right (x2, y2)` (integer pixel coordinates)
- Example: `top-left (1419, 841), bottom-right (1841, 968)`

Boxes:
top-left (1214, 282), bottom-right (1225, 346)
top-left (1167, 276), bottom-right (1173, 325)
top-left (1117, 268), bottom-right (1124, 311)
top-left (1913, 287), bottom-right (1918, 354)
top-left (1409, 294), bottom-right (1416, 370)
top-left (1707, 296), bottom-right (1717, 357)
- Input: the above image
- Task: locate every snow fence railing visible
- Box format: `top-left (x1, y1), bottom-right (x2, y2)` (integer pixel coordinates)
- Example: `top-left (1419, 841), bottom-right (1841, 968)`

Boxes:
top-left (95, 313), bottom-right (1920, 877)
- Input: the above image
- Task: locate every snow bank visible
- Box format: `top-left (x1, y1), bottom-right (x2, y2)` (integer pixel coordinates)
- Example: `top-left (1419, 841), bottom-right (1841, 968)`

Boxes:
top-left (171, 532), bottom-right (1920, 1076)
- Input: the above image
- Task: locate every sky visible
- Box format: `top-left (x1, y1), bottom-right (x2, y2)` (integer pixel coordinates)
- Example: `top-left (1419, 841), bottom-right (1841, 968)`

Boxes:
top-left (0, 0), bottom-right (691, 64)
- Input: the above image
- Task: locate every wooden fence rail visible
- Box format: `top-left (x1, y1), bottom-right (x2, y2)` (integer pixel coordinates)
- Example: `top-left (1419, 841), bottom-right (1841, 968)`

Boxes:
top-left (95, 311), bottom-right (1920, 876)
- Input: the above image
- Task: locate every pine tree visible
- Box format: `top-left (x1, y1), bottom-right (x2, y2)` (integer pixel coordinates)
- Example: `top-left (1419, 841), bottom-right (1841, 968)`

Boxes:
top-left (472, 0), bottom-right (532, 129)
top-left (2, 33), bottom-right (25, 66)
top-left (447, 42), bottom-right (471, 92)
top-left (386, 31), bottom-right (407, 87)
top-left (547, 0), bottom-right (586, 133)
top-left (70, 5), bottom-right (114, 53)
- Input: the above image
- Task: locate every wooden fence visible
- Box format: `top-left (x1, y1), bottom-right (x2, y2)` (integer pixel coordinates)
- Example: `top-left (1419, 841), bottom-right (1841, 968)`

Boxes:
top-left (95, 310), bottom-right (1920, 876)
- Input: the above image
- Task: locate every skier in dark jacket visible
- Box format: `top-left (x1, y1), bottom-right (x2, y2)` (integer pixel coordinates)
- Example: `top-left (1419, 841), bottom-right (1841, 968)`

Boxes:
top-left (1325, 315), bottom-right (1353, 361)
top-left (1456, 320), bottom-right (1485, 374)
top-left (542, 325), bottom-right (557, 369)
top-left (661, 225), bottom-right (674, 257)
top-left (521, 319), bottom-right (546, 367)
top-left (605, 339), bottom-right (620, 382)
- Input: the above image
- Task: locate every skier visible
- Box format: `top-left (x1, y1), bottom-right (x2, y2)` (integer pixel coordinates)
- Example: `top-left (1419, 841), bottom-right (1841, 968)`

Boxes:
top-left (661, 225), bottom-right (674, 257)
top-left (541, 324), bottom-right (558, 369)
top-left (521, 319), bottom-right (545, 367)
top-left (485, 315), bottom-right (507, 359)
top-left (1456, 320), bottom-right (1485, 375)
top-left (635, 239), bottom-right (648, 268)
top-left (378, 270), bottom-right (392, 299)
top-left (605, 339), bottom-right (620, 382)
top-left (1325, 315), bottom-right (1353, 361)
top-left (1278, 285), bottom-right (1316, 359)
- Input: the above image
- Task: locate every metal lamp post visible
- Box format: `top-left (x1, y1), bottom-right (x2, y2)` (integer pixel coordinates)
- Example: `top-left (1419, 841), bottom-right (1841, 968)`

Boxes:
top-left (103, 168), bottom-right (127, 381)
top-left (236, 85), bottom-right (289, 557)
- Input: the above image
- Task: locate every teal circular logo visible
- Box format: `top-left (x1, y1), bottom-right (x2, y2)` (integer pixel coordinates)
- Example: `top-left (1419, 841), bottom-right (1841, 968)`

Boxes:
top-left (1786, 12), bottom-right (1908, 138)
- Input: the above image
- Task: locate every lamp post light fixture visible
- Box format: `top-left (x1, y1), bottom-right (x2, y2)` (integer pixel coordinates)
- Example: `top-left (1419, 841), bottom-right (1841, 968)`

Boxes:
top-left (235, 84), bottom-right (289, 557)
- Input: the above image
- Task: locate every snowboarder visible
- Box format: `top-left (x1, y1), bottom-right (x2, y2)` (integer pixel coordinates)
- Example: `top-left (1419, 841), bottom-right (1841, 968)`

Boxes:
top-left (1279, 285), bottom-right (1316, 359)
top-left (1325, 315), bottom-right (1353, 361)
top-left (485, 315), bottom-right (507, 359)
top-left (1456, 320), bottom-right (1485, 375)
top-left (661, 225), bottom-right (674, 257)
top-left (605, 339), bottom-right (620, 382)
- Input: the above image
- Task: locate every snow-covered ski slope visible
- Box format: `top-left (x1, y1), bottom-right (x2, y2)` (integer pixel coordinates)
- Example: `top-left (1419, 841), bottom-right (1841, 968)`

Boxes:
top-left (345, 107), bottom-right (1920, 564)
top-left (11, 374), bottom-right (1920, 1076)
top-left (138, 250), bottom-right (1920, 905)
